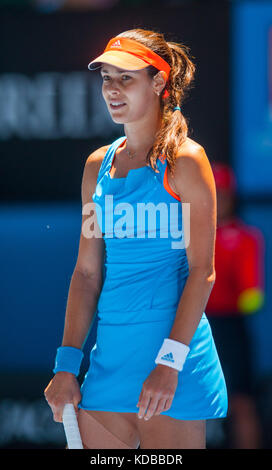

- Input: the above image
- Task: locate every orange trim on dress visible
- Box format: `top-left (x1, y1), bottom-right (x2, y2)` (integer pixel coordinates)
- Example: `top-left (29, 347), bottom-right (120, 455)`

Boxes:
top-left (110, 138), bottom-right (127, 173)
top-left (163, 165), bottom-right (181, 201)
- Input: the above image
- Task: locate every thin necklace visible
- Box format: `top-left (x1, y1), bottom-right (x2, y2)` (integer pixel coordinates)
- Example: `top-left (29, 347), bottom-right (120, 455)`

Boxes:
top-left (126, 147), bottom-right (137, 159)
top-left (125, 143), bottom-right (152, 162)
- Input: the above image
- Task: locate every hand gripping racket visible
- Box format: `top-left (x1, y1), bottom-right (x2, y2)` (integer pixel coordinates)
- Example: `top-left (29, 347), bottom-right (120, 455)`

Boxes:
top-left (62, 403), bottom-right (83, 449)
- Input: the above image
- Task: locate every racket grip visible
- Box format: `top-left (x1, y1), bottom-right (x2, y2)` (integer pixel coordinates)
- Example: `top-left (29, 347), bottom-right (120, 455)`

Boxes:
top-left (62, 403), bottom-right (83, 449)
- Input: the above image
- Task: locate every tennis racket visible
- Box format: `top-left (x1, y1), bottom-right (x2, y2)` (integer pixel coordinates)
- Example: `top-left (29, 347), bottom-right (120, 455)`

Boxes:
top-left (62, 403), bottom-right (83, 449)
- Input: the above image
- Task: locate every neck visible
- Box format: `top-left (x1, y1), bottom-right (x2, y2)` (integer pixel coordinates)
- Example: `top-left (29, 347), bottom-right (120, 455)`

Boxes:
top-left (123, 107), bottom-right (163, 159)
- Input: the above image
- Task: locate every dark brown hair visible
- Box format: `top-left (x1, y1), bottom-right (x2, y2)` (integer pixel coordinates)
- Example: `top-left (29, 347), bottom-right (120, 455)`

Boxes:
top-left (117, 28), bottom-right (196, 176)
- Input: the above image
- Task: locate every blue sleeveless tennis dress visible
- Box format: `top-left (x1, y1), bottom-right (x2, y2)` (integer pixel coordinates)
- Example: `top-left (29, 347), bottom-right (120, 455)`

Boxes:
top-left (79, 135), bottom-right (228, 420)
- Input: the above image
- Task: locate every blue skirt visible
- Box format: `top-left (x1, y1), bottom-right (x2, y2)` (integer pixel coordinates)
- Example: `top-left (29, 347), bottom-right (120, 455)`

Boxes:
top-left (79, 310), bottom-right (228, 420)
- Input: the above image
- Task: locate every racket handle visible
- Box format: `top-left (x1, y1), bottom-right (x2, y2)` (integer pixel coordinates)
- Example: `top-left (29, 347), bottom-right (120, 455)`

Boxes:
top-left (62, 403), bottom-right (83, 449)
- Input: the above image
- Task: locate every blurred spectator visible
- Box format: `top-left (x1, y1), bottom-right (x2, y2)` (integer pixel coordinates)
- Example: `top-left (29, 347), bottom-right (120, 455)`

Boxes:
top-left (206, 162), bottom-right (265, 449)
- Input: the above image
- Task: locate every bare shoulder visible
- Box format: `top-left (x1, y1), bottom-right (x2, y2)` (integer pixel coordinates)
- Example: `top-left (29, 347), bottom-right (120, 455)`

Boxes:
top-left (180, 136), bottom-right (203, 151)
top-left (171, 137), bottom-right (215, 201)
top-left (75, 144), bottom-right (110, 279)
top-left (81, 144), bottom-right (110, 206)
top-left (177, 137), bottom-right (207, 163)
top-left (84, 144), bottom-right (110, 178)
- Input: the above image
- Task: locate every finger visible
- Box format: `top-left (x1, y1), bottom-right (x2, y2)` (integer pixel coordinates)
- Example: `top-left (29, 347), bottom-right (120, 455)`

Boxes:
top-left (138, 391), bottom-right (151, 419)
top-left (136, 389), bottom-right (143, 408)
top-left (53, 402), bottom-right (66, 423)
top-left (164, 396), bottom-right (174, 411)
top-left (74, 397), bottom-right (82, 416)
top-left (154, 397), bottom-right (167, 416)
top-left (53, 407), bottom-right (63, 423)
top-left (73, 400), bottom-right (79, 413)
top-left (143, 395), bottom-right (160, 421)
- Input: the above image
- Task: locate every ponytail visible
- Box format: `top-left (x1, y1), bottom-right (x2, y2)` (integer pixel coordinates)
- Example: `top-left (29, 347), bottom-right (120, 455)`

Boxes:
top-left (117, 29), bottom-right (196, 175)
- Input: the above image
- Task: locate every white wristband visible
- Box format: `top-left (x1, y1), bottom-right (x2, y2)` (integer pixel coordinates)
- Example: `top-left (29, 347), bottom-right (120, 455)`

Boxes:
top-left (155, 338), bottom-right (190, 372)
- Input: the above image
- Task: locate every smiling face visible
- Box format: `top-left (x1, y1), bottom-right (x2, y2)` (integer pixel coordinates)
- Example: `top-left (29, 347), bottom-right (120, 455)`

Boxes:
top-left (100, 63), bottom-right (163, 124)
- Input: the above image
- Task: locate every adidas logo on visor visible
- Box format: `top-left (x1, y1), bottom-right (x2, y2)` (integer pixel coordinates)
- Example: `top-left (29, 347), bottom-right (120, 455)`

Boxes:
top-left (161, 352), bottom-right (175, 363)
top-left (111, 40), bottom-right (122, 48)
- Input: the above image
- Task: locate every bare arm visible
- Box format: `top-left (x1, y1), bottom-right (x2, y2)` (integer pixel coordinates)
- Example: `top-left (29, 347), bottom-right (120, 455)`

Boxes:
top-left (167, 144), bottom-right (217, 347)
top-left (61, 149), bottom-right (107, 349)
top-left (44, 145), bottom-right (108, 421)
top-left (136, 143), bottom-right (218, 420)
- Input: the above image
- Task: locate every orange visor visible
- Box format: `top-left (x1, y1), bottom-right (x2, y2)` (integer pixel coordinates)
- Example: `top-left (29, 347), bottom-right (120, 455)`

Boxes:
top-left (88, 36), bottom-right (171, 98)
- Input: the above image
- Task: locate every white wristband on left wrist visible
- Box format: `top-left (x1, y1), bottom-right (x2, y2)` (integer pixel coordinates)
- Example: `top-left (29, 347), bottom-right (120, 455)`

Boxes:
top-left (155, 338), bottom-right (190, 372)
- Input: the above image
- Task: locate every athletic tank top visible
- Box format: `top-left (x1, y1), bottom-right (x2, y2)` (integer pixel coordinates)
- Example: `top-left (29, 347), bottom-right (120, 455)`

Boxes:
top-left (91, 135), bottom-right (190, 322)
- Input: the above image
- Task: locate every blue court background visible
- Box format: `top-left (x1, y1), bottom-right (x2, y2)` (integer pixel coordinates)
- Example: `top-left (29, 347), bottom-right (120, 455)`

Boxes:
top-left (230, 1), bottom-right (272, 375)
top-left (231, 1), bottom-right (272, 196)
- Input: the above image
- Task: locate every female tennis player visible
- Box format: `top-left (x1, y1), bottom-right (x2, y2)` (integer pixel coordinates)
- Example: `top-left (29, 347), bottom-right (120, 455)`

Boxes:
top-left (44, 28), bottom-right (228, 449)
